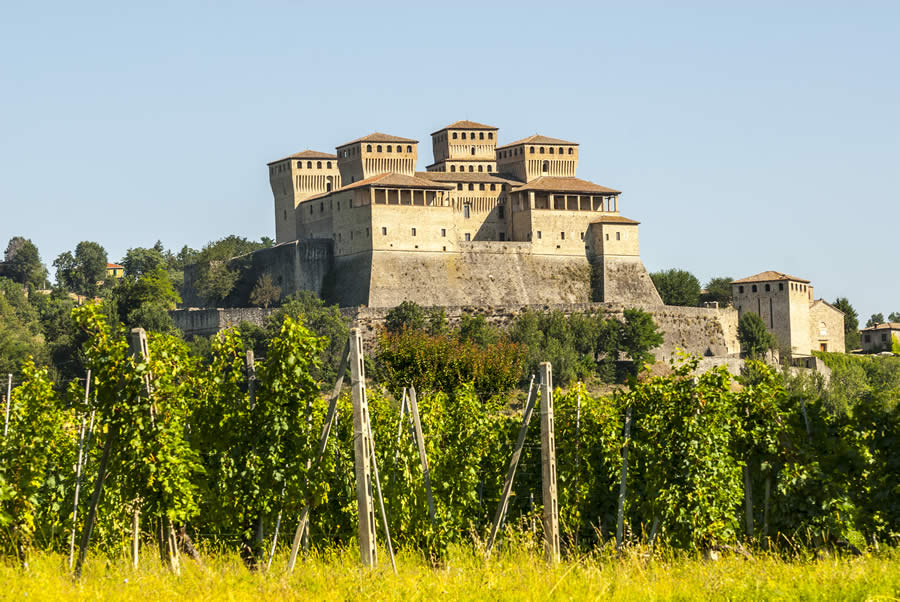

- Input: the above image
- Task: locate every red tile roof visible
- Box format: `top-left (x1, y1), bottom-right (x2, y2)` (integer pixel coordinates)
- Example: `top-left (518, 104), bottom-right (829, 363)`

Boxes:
top-left (340, 172), bottom-right (454, 191)
top-left (267, 149), bottom-right (337, 165)
top-left (592, 216), bottom-right (640, 225)
top-left (511, 176), bottom-right (620, 194)
top-left (430, 120), bottom-right (498, 135)
top-left (337, 132), bottom-right (418, 147)
top-left (497, 134), bottom-right (578, 150)
top-left (732, 271), bottom-right (811, 284)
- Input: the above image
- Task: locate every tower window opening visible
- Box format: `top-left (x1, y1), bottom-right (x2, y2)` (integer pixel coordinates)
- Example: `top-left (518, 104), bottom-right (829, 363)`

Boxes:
top-left (540, 147), bottom-right (545, 154)
top-left (307, 161), bottom-right (312, 168)
top-left (530, 146), bottom-right (535, 153)
top-left (461, 132), bottom-right (467, 139)
top-left (568, 148), bottom-right (573, 155)
top-left (478, 165), bottom-right (483, 172)
top-left (479, 132), bottom-right (484, 140)
top-left (327, 161), bottom-right (332, 168)
top-left (471, 147), bottom-right (476, 155)
top-left (487, 165), bottom-right (492, 172)
top-left (488, 132), bottom-right (493, 139)
top-left (386, 145), bottom-right (392, 152)
top-left (451, 165), bottom-right (456, 172)
top-left (765, 283), bottom-right (770, 291)
top-left (382, 227), bottom-right (387, 235)
top-left (468, 165), bottom-right (474, 172)
top-left (752, 285), bottom-right (758, 292)
top-left (297, 161), bottom-right (302, 168)
top-left (464, 204), bottom-right (471, 218)
top-left (407, 145), bottom-right (412, 152)
top-left (377, 145), bottom-right (382, 152)
top-left (479, 183), bottom-right (485, 190)
top-left (549, 147), bottom-right (554, 154)
top-left (317, 161), bottom-right (322, 168)
top-left (367, 144), bottom-right (372, 152)
top-left (453, 132), bottom-right (458, 139)
top-left (468, 183), bottom-right (474, 191)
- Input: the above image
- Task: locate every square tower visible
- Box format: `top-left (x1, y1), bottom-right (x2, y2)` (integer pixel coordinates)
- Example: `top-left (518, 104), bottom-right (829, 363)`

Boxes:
top-left (496, 135), bottom-right (579, 182)
top-left (427, 120), bottom-right (498, 174)
top-left (335, 133), bottom-right (418, 185)
top-left (732, 271), bottom-right (813, 355)
top-left (268, 150), bottom-right (341, 243)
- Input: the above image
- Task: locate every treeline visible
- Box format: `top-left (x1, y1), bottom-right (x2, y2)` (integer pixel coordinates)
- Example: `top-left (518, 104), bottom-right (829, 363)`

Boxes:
top-left (1, 306), bottom-right (898, 569)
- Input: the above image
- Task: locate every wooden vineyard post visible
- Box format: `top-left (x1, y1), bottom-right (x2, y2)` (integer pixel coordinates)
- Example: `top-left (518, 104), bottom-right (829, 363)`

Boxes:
top-left (286, 341), bottom-right (350, 574)
top-left (74, 421), bottom-right (119, 578)
top-left (127, 328), bottom-right (151, 570)
top-left (4, 373), bottom-right (11, 437)
top-left (407, 386), bottom-right (436, 523)
top-left (486, 375), bottom-right (536, 558)
top-left (350, 328), bottom-right (377, 567)
top-left (68, 370), bottom-right (92, 569)
top-left (539, 362), bottom-right (560, 563)
top-left (616, 405), bottom-right (633, 551)
top-left (244, 350), bottom-right (265, 565)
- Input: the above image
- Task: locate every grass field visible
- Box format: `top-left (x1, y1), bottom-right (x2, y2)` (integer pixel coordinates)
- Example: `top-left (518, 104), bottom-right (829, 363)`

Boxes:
top-left (3, 545), bottom-right (899, 601)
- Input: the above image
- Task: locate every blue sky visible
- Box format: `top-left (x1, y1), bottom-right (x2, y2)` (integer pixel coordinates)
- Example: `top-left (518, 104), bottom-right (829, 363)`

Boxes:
top-left (1, 1), bottom-right (897, 321)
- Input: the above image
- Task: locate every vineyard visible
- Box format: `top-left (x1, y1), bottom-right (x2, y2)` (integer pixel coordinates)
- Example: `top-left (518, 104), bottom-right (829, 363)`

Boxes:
top-left (1, 302), bottom-right (899, 593)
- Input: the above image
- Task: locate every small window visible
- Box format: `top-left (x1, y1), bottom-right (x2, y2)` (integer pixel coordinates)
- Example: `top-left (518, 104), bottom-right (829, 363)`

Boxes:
top-left (559, 147), bottom-right (564, 154)
top-left (499, 232), bottom-right (506, 241)
top-left (779, 283), bottom-right (784, 290)
top-left (739, 285), bottom-right (744, 293)
top-left (568, 148), bottom-right (573, 155)
top-left (464, 204), bottom-right (471, 218)
top-left (537, 231), bottom-right (542, 239)
top-left (338, 233), bottom-right (342, 241)
top-left (468, 183), bottom-right (474, 191)
top-left (488, 132), bottom-right (493, 139)
top-left (441, 228), bottom-right (446, 237)
top-left (479, 183), bottom-right (485, 190)
top-left (752, 285), bottom-right (758, 292)
top-left (411, 227), bottom-right (416, 237)
top-left (580, 232), bottom-right (584, 241)
top-left (350, 231), bottom-right (353, 240)
top-left (283, 209), bottom-right (287, 220)
top-left (461, 132), bottom-right (467, 139)
top-left (479, 132), bottom-right (484, 140)
top-left (320, 202), bottom-right (324, 212)
top-left (452, 132), bottom-right (458, 139)
top-left (498, 206), bottom-right (504, 218)
top-left (471, 147), bottom-right (476, 155)
top-left (317, 161), bottom-right (322, 168)
top-left (307, 161), bottom-right (312, 168)
top-left (367, 144), bottom-right (372, 152)
top-left (381, 227), bottom-right (387, 235)
top-left (605, 233), bottom-right (609, 240)
top-left (309, 205), bottom-right (313, 214)
top-left (765, 284), bottom-right (771, 291)
top-left (451, 165), bottom-right (456, 172)
top-left (561, 231), bottom-right (565, 240)
top-left (478, 165), bottom-right (483, 172)
top-left (465, 232), bottom-right (471, 241)
top-left (490, 184), bottom-right (496, 191)
top-left (487, 165), bottom-right (492, 172)
top-left (616, 232), bottom-right (620, 240)
top-left (327, 161), bottom-right (332, 168)
top-left (865, 334), bottom-right (871, 343)
top-left (387, 145), bottom-right (392, 152)
top-left (530, 146), bottom-right (535, 153)
top-left (366, 227), bottom-right (369, 237)
top-left (882, 333), bottom-right (888, 342)
top-left (337, 202), bottom-right (340, 210)
top-left (297, 161), bottom-right (302, 168)
top-left (377, 145), bottom-right (382, 152)
top-left (457, 183), bottom-right (463, 190)
top-left (407, 145), bottom-right (412, 152)
top-left (549, 147), bottom-right (555, 154)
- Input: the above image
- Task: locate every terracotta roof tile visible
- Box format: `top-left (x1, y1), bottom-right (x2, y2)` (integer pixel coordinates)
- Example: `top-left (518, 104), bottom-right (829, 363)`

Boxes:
top-left (337, 132), bottom-right (418, 147)
top-left (860, 322), bottom-right (900, 331)
top-left (592, 216), bottom-right (640, 225)
top-left (510, 176), bottom-right (620, 194)
top-left (416, 171), bottom-right (521, 184)
top-left (497, 134), bottom-right (578, 150)
top-left (340, 172), bottom-right (454, 191)
top-left (732, 271), bottom-right (811, 284)
top-left (106, 263), bottom-right (123, 269)
top-left (430, 120), bottom-right (498, 134)
top-left (267, 149), bottom-right (337, 165)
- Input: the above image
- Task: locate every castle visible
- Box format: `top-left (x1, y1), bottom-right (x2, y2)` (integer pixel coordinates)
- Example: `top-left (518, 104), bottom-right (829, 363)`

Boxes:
top-left (264, 120), bottom-right (662, 308)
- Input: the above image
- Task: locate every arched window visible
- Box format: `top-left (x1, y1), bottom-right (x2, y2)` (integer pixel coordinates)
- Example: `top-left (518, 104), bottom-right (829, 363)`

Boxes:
top-left (468, 183), bottom-right (474, 190)
top-left (327, 161), bottom-right (332, 168)
top-left (450, 165), bottom-right (456, 172)
top-left (488, 132), bottom-right (493, 139)
top-left (367, 144), bottom-right (372, 152)
top-left (490, 183), bottom-right (496, 191)
top-left (559, 147), bottom-right (564, 154)
top-left (377, 145), bottom-right (382, 152)
top-left (479, 132), bottom-right (484, 140)
top-left (539, 147), bottom-right (545, 154)
top-left (542, 160), bottom-right (549, 175)
top-left (568, 148), bottom-right (573, 155)
top-left (307, 161), bottom-right (312, 168)
top-left (487, 165), bottom-right (492, 172)
top-left (326, 176), bottom-right (333, 192)
top-left (452, 132), bottom-right (458, 139)
top-left (479, 183), bottom-right (485, 190)
top-left (407, 145), bottom-right (412, 152)
top-left (530, 146), bottom-right (535, 154)
top-left (297, 161), bottom-right (302, 168)
top-left (478, 165), bottom-right (483, 172)
top-left (317, 161), bottom-right (322, 168)
top-left (386, 145), bottom-right (392, 152)
top-left (468, 165), bottom-right (474, 172)
top-left (549, 147), bottom-right (554, 154)
top-left (464, 204), bottom-right (471, 218)
top-left (470, 132), bottom-right (475, 139)
top-left (461, 132), bottom-right (467, 140)
top-left (471, 147), bottom-right (476, 155)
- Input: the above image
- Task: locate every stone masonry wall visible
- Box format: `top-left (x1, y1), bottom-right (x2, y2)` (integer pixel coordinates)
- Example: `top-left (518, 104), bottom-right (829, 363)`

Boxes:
top-left (171, 307), bottom-right (277, 338)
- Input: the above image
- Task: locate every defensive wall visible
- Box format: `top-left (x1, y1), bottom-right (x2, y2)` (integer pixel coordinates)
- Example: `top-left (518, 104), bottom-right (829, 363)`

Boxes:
top-left (172, 307), bottom-right (277, 338)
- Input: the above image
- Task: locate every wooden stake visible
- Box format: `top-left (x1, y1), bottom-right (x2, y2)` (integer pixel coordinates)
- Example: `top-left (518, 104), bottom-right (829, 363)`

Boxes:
top-left (365, 401), bottom-right (397, 574)
top-left (3, 373), bottom-right (11, 437)
top-left (286, 341), bottom-right (350, 574)
top-left (408, 386), bottom-right (435, 523)
top-left (486, 375), bottom-right (536, 558)
top-left (128, 328), bottom-right (152, 570)
top-left (68, 370), bottom-right (91, 569)
top-left (539, 362), bottom-right (560, 563)
top-left (74, 422), bottom-right (119, 578)
top-left (350, 328), bottom-right (377, 567)
top-left (743, 462), bottom-right (754, 537)
top-left (616, 405), bottom-right (632, 551)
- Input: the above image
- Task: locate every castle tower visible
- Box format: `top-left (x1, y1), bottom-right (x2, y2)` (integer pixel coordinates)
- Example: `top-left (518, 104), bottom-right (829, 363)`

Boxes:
top-left (335, 133), bottom-right (418, 185)
top-left (268, 150), bottom-right (341, 243)
top-left (496, 135), bottom-right (579, 182)
top-left (731, 271), bottom-right (813, 355)
top-left (426, 120), bottom-right (498, 174)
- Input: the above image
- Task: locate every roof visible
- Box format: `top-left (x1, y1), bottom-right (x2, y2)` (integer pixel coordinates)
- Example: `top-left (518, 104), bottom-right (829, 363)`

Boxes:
top-left (267, 149), bottom-right (337, 165)
top-left (511, 176), bottom-right (620, 195)
top-left (860, 322), bottom-right (900, 332)
top-left (339, 172), bottom-right (455, 191)
top-left (592, 216), bottom-right (640, 225)
top-left (431, 120), bottom-right (498, 135)
top-left (416, 171), bottom-right (521, 185)
top-left (337, 132), bottom-right (418, 147)
top-left (810, 299), bottom-right (845, 316)
top-left (497, 134), bottom-right (578, 150)
top-left (732, 271), bottom-right (811, 284)
top-left (107, 263), bottom-right (123, 269)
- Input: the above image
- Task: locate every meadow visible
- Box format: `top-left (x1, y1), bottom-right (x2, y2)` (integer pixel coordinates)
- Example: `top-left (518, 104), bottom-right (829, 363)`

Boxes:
top-left (4, 545), bottom-right (899, 601)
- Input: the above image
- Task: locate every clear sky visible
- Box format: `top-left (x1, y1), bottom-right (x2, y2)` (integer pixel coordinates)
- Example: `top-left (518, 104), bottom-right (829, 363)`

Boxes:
top-left (1, 1), bottom-right (897, 321)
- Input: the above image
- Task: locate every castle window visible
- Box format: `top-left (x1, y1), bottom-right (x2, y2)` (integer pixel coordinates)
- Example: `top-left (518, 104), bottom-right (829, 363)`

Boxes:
top-left (350, 231), bottom-right (353, 240)
top-left (407, 145), bottom-right (412, 152)
top-left (568, 148), bottom-right (573, 155)
top-left (451, 165), bottom-right (456, 172)
top-left (317, 161), bottom-right (322, 168)
top-left (479, 183), bottom-right (485, 190)
top-left (457, 183), bottom-right (463, 190)
top-left (338, 233), bottom-right (342, 241)
top-left (470, 132), bottom-right (475, 139)
top-left (498, 205), bottom-right (504, 218)
top-left (327, 161), bottom-right (332, 168)
top-left (453, 132), bottom-right (458, 139)
top-left (297, 161), bottom-right (302, 168)
top-left (441, 228), bottom-right (446, 237)
top-left (490, 184), bottom-right (496, 191)
top-left (382, 227), bottom-right (387, 235)
top-left (367, 144), bottom-right (372, 152)
top-left (320, 202), bottom-right (324, 212)
top-left (478, 165), bottom-right (483, 172)
top-left (310, 205), bottom-right (313, 214)
top-left (530, 146), bottom-right (535, 154)
top-left (468, 165), bottom-right (474, 172)
top-left (605, 233), bottom-right (609, 240)
top-left (752, 285), bottom-right (758, 292)
top-left (539, 147), bottom-right (545, 154)
top-left (616, 232), bottom-right (620, 240)
top-left (283, 209), bottom-right (287, 220)
top-left (461, 132), bottom-right (467, 139)
top-left (739, 285), bottom-right (744, 293)
top-left (487, 165), bottom-right (492, 172)
top-left (377, 145), bottom-right (382, 152)
top-left (549, 147), bottom-right (554, 154)
top-left (765, 284), bottom-right (770, 292)
top-left (337, 202), bottom-right (340, 210)
top-left (307, 161), bottom-right (312, 168)
top-left (882, 333), bottom-right (888, 342)
top-left (865, 334), bottom-right (870, 343)
top-left (580, 232), bottom-right (584, 240)
top-left (468, 183), bottom-right (474, 191)
top-left (479, 132), bottom-right (484, 140)
top-left (537, 231), bottom-right (542, 239)
top-left (411, 227), bottom-right (416, 237)
top-left (386, 145), bottom-right (392, 152)
top-left (471, 147), bottom-right (476, 155)
top-left (464, 204), bottom-right (471, 218)
top-left (499, 232), bottom-right (506, 241)
top-left (488, 132), bottom-right (493, 139)
top-left (366, 227), bottom-right (369, 237)
top-left (779, 283), bottom-right (784, 290)
top-left (559, 147), bottom-right (564, 154)
top-left (561, 231), bottom-right (565, 240)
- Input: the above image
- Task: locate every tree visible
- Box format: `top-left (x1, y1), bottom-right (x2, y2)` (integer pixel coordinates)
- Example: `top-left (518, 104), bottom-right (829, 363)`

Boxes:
top-left (738, 312), bottom-right (776, 358)
top-left (0, 278), bottom-right (47, 376)
top-left (833, 297), bottom-right (860, 350)
top-left (53, 241), bottom-right (107, 297)
top-left (112, 265), bottom-right (181, 332)
top-left (121, 245), bottom-right (166, 277)
top-left (650, 268), bottom-right (701, 306)
top-left (700, 276), bottom-right (733, 306)
top-left (867, 313), bottom-right (885, 327)
top-left (619, 307), bottom-right (664, 378)
top-left (195, 261), bottom-right (238, 306)
top-left (3, 237), bottom-right (47, 289)
top-left (889, 312), bottom-right (900, 323)
top-left (249, 273), bottom-right (280, 309)
top-left (384, 300), bottom-right (426, 333)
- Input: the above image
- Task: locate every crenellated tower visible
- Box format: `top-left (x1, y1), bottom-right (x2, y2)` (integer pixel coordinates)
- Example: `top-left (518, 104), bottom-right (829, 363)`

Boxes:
top-left (268, 150), bottom-right (341, 243)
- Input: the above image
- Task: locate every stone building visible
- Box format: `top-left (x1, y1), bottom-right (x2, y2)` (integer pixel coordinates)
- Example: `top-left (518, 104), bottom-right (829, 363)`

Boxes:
top-left (260, 119), bottom-right (661, 308)
top-left (732, 271), bottom-right (845, 356)
top-left (859, 322), bottom-right (900, 353)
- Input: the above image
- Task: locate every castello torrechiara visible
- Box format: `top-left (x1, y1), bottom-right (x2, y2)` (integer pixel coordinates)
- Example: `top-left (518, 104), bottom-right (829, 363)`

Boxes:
top-left (262, 119), bottom-right (662, 308)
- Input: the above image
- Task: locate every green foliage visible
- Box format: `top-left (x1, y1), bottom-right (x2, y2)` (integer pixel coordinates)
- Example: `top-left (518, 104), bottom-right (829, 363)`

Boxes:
top-left (110, 265), bottom-right (181, 332)
top-left (893, 335), bottom-right (900, 355)
top-left (650, 268), bottom-right (701, 306)
top-left (249, 273), bottom-right (280, 309)
top-left (738, 312), bottom-right (776, 358)
top-left (0, 278), bottom-right (48, 377)
top-left (890, 312), bottom-right (900, 323)
top-left (53, 241), bottom-right (107, 298)
top-left (384, 300), bottom-right (427, 333)
top-left (620, 308), bottom-right (664, 378)
top-left (700, 276), bottom-right (733, 306)
top-left (195, 261), bottom-right (238, 305)
top-left (3, 237), bottom-right (47, 289)
top-left (832, 297), bottom-right (860, 350)
top-left (867, 313), bottom-right (884, 327)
